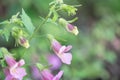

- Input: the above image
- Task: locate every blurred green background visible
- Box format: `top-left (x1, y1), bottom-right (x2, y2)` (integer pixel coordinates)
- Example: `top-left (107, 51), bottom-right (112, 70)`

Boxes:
top-left (1, 0), bottom-right (120, 80)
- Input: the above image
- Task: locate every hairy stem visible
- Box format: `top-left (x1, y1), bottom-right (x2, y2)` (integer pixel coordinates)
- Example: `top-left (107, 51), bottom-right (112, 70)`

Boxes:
top-left (29, 11), bottom-right (52, 41)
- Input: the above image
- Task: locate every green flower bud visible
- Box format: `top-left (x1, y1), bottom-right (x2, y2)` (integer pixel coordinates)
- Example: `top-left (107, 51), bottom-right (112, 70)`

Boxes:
top-left (12, 27), bottom-right (30, 48)
top-left (60, 4), bottom-right (77, 16)
top-left (18, 37), bottom-right (30, 48)
top-left (59, 18), bottom-right (68, 27)
top-left (10, 12), bottom-right (23, 26)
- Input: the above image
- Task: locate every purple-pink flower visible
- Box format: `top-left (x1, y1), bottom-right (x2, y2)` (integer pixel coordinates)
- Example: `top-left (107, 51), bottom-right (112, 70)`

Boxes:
top-left (19, 37), bottom-right (30, 48)
top-left (52, 39), bottom-right (72, 65)
top-left (31, 66), bottom-right (41, 80)
top-left (66, 23), bottom-right (79, 35)
top-left (59, 18), bottom-right (79, 35)
top-left (47, 54), bottom-right (62, 70)
top-left (4, 54), bottom-right (27, 80)
top-left (41, 69), bottom-right (63, 80)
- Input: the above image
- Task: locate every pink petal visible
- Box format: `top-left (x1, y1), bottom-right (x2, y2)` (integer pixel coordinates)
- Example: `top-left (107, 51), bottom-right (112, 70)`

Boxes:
top-left (52, 39), bottom-right (61, 53)
top-left (59, 53), bottom-right (72, 65)
top-left (41, 70), bottom-right (54, 80)
top-left (67, 24), bottom-right (74, 31)
top-left (31, 66), bottom-right (41, 80)
top-left (53, 71), bottom-right (64, 80)
top-left (5, 55), bottom-right (16, 67)
top-left (10, 68), bottom-right (27, 80)
top-left (4, 68), bottom-right (10, 76)
top-left (64, 45), bottom-right (72, 52)
top-left (48, 54), bottom-right (62, 70)
top-left (52, 39), bottom-right (62, 53)
top-left (59, 46), bottom-right (66, 54)
top-left (5, 74), bottom-right (14, 80)
top-left (18, 59), bottom-right (25, 66)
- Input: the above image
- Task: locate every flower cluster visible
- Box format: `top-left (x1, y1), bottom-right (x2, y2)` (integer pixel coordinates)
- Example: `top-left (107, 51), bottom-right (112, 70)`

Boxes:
top-left (4, 54), bottom-right (27, 80)
top-left (12, 27), bottom-right (30, 48)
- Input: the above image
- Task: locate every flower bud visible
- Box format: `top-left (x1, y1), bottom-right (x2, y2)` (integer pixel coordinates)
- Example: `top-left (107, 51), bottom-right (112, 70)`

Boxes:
top-left (59, 18), bottom-right (67, 27)
top-left (19, 37), bottom-right (30, 48)
top-left (10, 12), bottom-right (23, 26)
top-left (59, 18), bottom-right (79, 35)
top-left (60, 4), bottom-right (77, 16)
top-left (67, 24), bottom-right (79, 35)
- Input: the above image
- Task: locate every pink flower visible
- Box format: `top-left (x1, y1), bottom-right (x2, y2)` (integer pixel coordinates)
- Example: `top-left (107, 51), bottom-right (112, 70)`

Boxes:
top-left (52, 39), bottom-right (72, 65)
top-left (31, 66), bottom-right (41, 80)
top-left (66, 24), bottom-right (79, 35)
top-left (59, 18), bottom-right (79, 35)
top-left (41, 69), bottom-right (63, 80)
top-left (47, 54), bottom-right (62, 70)
top-left (4, 54), bottom-right (27, 80)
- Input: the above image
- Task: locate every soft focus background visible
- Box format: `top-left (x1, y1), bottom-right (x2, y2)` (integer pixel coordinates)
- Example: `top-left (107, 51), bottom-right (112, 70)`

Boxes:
top-left (0, 0), bottom-right (120, 80)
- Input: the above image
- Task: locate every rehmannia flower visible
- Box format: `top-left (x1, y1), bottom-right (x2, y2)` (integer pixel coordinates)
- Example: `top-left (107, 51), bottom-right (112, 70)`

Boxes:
top-left (47, 54), bottom-right (62, 70)
top-left (31, 66), bottom-right (41, 80)
top-left (51, 39), bottom-right (72, 65)
top-left (41, 69), bottom-right (63, 80)
top-left (18, 37), bottom-right (30, 48)
top-left (66, 23), bottom-right (79, 35)
top-left (59, 18), bottom-right (79, 35)
top-left (4, 54), bottom-right (27, 80)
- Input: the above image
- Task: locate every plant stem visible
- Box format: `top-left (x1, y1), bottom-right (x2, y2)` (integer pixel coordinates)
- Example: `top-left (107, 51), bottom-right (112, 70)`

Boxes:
top-left (22, 12), bottom-right (52, 58)
top-left (29, 11), bottom-right (52, 41)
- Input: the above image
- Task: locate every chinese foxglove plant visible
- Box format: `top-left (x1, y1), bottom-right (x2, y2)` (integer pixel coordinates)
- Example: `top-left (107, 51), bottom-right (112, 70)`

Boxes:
top-left (0, 0), bottom-right (80, 79)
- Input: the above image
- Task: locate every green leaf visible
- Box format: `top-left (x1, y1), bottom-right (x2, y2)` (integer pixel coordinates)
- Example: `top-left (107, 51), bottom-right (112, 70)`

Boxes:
top-left (105, 51), bottom-right (116, 63)
top-left (0, 20), bottom-right (9, 25)
top-left (36, 63), bottom-right (52, 71)
top-left (0, 30), bottom-right (3, 35)
top-left (21, 9), bottom-right (35, 34)
top-left (0, 50), bottom-right (3, 59)
top-left (4, 29), bottom-right (10, 41)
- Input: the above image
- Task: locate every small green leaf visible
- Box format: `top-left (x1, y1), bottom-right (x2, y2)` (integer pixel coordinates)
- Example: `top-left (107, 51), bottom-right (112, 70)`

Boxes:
top-left (21, 9), bottom-right (35, 34)
top-left (0, 50), bottom-right (3, 59)
top-left (0, 20), bottom-right (9, 25)
top-left (0, 59), bottom-right (6, 67)
top-left (4, 29), bottom-right (10, 41)
top-left (36, 63), bottom-right (52, 71)
top-left (0, 30), bottom-right (3, 35)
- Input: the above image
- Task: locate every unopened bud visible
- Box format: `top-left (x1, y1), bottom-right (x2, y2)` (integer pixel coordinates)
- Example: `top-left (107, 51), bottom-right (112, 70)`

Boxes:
top-left (66, 24), bottom-right (79, 35)
top-left (59, 18), bottom-right (67, 27)
top-left (19, 37), bottom-right (30, 48)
